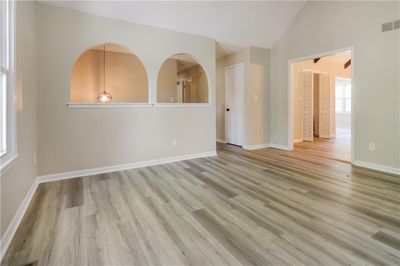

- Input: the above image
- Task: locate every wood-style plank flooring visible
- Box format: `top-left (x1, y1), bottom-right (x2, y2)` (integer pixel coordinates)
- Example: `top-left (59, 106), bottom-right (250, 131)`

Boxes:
top-left (295, 127), bottom-right (351, 163)
top-left (2, 142), bottom-right (400, 265)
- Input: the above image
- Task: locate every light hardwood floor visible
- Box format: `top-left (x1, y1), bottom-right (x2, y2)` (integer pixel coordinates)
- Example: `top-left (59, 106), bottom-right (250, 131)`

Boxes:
top-left (295, 127), bottom-right (351, 163)
top-left (2, 143), bottom-right (400, 265)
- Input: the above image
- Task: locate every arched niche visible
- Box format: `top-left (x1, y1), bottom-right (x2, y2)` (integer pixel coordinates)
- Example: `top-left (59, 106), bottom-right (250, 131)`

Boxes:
top-left (157, 53), bottom-right (209, 103)
top-left (70, 43), bottom-right (148, 103)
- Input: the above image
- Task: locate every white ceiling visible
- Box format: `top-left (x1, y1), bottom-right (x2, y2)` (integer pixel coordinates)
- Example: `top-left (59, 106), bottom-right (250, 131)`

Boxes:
top-left (40, 1), bottom-right (307, 57)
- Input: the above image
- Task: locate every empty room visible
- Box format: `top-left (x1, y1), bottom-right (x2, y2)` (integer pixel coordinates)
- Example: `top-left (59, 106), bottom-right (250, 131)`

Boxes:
top-left (1, 1), bottom-right (399, 265)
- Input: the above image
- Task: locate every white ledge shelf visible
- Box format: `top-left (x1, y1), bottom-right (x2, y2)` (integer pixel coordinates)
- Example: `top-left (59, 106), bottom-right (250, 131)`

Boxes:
top-left (67, 103), bottom-right (213, 109)
top-left (67, 103), bottom-right (152, 109)
top-left (154, 103), bottom-right (213, 108)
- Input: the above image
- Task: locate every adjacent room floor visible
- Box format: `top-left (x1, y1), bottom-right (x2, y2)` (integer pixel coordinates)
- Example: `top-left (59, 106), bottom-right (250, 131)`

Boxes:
top-left (2, 143), bottom-right (399, 266)
top-left (295, 127), bottom-right (351, 163)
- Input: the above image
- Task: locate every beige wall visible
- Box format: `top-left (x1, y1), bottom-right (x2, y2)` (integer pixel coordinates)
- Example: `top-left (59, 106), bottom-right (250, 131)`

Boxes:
top-left (1, 1), bottom-right (38, 237)
top-left (292, 59), bottom-right (351, 141)
top-left (157, 59), bottom-right (177, 103)
top-left (37, 3), bottom-right (216, 176)
top-left (247, 47), bottom-right (270, 146)
top-left (216, 47), bottom-right (270, 146)
top-left (270, 1), bottom-right (399, 169)
top-left (71, 49), bottom-right (149, 103)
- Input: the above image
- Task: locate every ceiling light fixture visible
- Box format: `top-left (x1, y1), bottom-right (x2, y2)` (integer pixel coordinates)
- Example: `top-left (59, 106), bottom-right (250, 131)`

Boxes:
top-left (97, 44), bottom-right (112, 103)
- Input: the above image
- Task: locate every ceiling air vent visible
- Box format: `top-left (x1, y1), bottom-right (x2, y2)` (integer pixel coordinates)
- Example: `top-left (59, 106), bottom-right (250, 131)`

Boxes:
top-left (394, 19), bottom-right (400, 30)
top-left (382, 21), bottom-right (393, 32)
top-left (382, 19), bottom-right (400, 32)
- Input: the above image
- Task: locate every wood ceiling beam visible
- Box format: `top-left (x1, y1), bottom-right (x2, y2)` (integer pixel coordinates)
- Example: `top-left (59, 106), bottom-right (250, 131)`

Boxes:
top-left (344, 59), bottom-right (351, 69)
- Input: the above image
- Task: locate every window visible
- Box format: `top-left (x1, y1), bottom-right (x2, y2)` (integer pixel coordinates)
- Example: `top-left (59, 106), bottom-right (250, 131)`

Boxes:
top-left (157, 54), bottom-right (208, 103)
top-left (335, 78), bottom-right (351, 113)
top-left (1, 0), bottom-right (16, 171)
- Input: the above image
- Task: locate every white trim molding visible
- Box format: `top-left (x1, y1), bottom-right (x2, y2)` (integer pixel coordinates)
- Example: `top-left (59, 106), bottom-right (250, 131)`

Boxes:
top-left (269, 143), bottom-right (292, 151)
top-left (0, 179), bottom-right (39, 262)
top-left (0, 153), bottom-right (18, 174)
top-left (67, 103), bottom-right (214, 109)
top-left (37, 151), bottom-right (217, 183)
top-left (243, 143), bottom-right (270, 150)
top-left (352, 161), bottom-right (400, 176)
top-left (154, 103), bottom-right (213, 108)
top-left (293, 139), bottom-right (303, 143)
top-left (0, 0), bottom-right (17, 173)
top-left (216, 138), bottom-right (227, 144)
top-left (67, 103), bottom-right (153, 109)
top-left (0, 150), bottom-right (216, 262)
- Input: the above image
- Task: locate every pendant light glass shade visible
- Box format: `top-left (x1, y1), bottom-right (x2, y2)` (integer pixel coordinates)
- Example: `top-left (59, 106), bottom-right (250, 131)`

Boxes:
top-left (97, 44), bottom-right (112, 103)
top-left (97, 91), bottom-right (112, 103)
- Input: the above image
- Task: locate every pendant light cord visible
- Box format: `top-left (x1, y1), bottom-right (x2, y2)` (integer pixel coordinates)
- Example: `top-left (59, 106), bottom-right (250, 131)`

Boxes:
top-left (103, 44), bottom-right (106, 93)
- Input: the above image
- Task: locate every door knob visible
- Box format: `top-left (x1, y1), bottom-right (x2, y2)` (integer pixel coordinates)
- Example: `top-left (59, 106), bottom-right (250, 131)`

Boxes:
top-left (226, 108), bottom-right (230, 111)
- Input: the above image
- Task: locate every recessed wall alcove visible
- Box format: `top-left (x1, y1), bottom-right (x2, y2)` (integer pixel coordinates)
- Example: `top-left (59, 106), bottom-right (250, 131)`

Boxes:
top-left (70, 43), bottom-right (149, 103)
top-left (157, 53), bottom-right (209, 103)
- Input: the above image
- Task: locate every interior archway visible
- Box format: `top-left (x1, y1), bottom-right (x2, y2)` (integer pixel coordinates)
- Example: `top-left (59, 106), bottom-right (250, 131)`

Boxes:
top-left (157, 53), bottom-right (208, 103)
top-left (70, 43), bottom-right (148, 103)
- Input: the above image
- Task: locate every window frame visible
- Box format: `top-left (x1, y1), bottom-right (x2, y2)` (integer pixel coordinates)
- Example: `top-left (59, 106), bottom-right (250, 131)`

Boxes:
top-left (1, 0), bottom-right (17, 173)
top-left (335, 77), bottom-right (351, 115)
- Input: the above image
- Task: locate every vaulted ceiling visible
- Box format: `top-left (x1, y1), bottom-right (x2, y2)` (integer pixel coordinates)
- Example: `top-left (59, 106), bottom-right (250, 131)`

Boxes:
top-left (40, 1), bottom-right (307, 57)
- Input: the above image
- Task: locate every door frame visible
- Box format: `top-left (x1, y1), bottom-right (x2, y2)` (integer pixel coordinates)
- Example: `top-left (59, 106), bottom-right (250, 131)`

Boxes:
top-left (225, 62), bottom-right (245, 146)
top-left (288, 47), bottom-right (355, 163)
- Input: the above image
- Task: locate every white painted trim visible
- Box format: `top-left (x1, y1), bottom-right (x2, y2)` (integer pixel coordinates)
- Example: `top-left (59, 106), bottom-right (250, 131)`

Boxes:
top-left (0, 0), bottom-right (17, 172)
top-left (269, 143), bottom-right (292, 151)
top-left (67, 103), bottom-right (214, 109)
top-left (67, 103), bottom-right (153, 109)
top-left (37, 151), bottom-right (217, 183)
top-left (287, 62), bottom-right (294, 150)
top-left (0, 153), bottom-right (18, 174)
top-left (153, 103), bottom-right (213, 108)
top-left (225, 62), bottom-right (244, 71)
top-left (0, 178), bottom-right (39, 262)
top-left (0, 150), bottom-right (217, 262)
top-left (287, 47), bottom-right (355, 160)
top-left (293, 139), bottom-right (303, 143)
top-left (352, 161), bottom-right (400, 176)
top-left (243, 143), bottom-right (270, 150)
top-left (216, 138), bottom-right (227, 143)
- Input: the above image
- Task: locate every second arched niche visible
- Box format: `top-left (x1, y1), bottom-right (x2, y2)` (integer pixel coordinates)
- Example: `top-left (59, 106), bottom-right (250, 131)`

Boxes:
top-left (157, 54), bottom-right (208, 103)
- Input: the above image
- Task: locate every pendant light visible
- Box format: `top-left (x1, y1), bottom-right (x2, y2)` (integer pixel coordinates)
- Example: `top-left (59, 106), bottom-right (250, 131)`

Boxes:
top-left (97, 44), bottom-right (112, 103)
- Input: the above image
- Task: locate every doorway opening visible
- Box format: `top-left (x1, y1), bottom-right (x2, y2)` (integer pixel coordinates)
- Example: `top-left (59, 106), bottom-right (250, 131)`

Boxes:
top-left (289, 49), bottom-right (352, 162)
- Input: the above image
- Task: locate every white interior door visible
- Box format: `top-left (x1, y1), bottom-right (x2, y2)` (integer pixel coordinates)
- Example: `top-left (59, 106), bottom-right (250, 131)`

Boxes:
top-left (319, 73), bottom-right (331, 138)
top-left (302, 71), bottom-right (313, 141)
top-left (225, 63), bottom-right (244, 146)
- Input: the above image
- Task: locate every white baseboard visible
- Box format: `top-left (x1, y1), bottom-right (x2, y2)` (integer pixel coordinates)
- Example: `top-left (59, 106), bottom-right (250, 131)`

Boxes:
top-left (269, 143), bottom-right (292, 150)
top-left (216, 139), bottom-right (227, 144)
top-left (352, 160), bottom-right (400, 175)
top-left (0, 150), bottom-right (217, 262)
top-left (37, 151), bottom-right (217, 183)
top-left (243, 143), bottom-right (271, 150)
top-left (293, 139), bottom-right (303, 143)
top-left (0, 179), bottom-right (39, 262)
